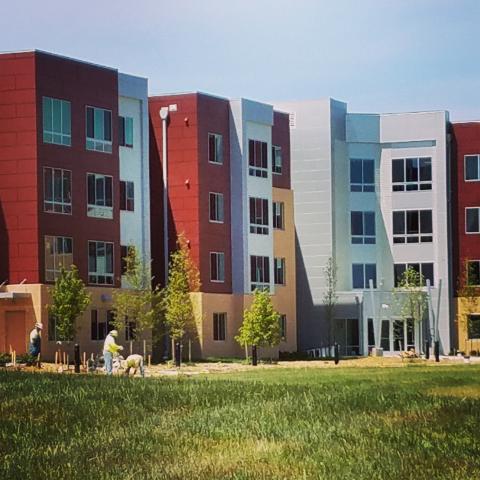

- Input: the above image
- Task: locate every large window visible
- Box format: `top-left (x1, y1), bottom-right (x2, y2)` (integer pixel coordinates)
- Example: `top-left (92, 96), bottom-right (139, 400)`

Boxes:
top-left (394, 263), bottom-right (434, 287)
top-left (213, 313), bottom-right (226, 341)
top-left (272, 145), bottom-right (282, 174)
top-left (87, 173), bottom-right (113, 219)
top-left (88, 241), bottom-right (114, 285)
top-left (45, 236), bottom-right (73, 282)
top-left (86, 106), bottom-right (112, 153)
top-left (210, 252), bottom-right (225, 282)
top-left (351, 211), bottom-right (375, 244)
top-left (249, 139), bottom-right (268, 178)
top-left (279, 314), bottom-right (287, 340)
top-left (250, 255), bottom-right (270, 291)
top-left (352, 263), bottom-right (376, 289)
top-left (467, 260), bottom-right (480, 286)
top-left (465, 155), bottom-right (480, 181)
top-left (273, 202), bottom-right (285, 230)
top-left (334, 318), bottom-right (360, 356)
top-left (119, 116), bottom-right (133, 148)
top-left (466, 207), bottom-right (480, 233)
top-left (468, 315), bottom-right (480, 339)
top-left (91, 310), bottom-right (114, 341)
top-left (350, 159), bottom-right (374, 192)
top-left (120, 181), bottom-right (134, 212)
top-left (208, 133), bottom-right (223, 164)
top-left (393, 210), bottom-right (432, 243)
top-left (209, 192), bottom-right (224, 223)
top-left (42, 96), bottom-right (71, 146)
top-left (274, 257), bottom-right (286, 285)
top-left (44, 167), bottom-right (72, 214)
top-left (249, 197), bottom-right (269, 234)
top-left (392, 157), bottom-right (432, 191)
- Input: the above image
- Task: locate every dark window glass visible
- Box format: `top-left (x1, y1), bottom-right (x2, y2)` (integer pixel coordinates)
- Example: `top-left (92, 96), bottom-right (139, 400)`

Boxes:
top-left (419, 158), bottom-right (432, 181)
top-left (394, 264), bottom-right (406, 287)
top-left (466, 208), bottom-right (479, 233)
top-left (393, 211), bottom-right (405, 235)
top-left (367, 318), bottom-right (375, 347)
top-left (86, 107), bottom-right (94, 138)
top-left (468, 315), bottom-right (480, 339)
top-left (104, 110), bottom-right (112, 142)
top-left (420, 210), bottom-right (432, 234)
top-left (405, 158), bottom-right (418, 182)
top-left (468, 261), bottom-right (480, 286)
top-left (363, 160), bottom-right (374, 184)
top-left (351, 211), bottom-right (363, 236)
top-left (422, 263), bottom-right (434, 286)
top-left (121, 245), bottom-right (128, 275)
top-left (406, 211), bottom-right (419, 234)
top-left (392, 159), bottom-right (404, 183)
top-left (88, 242), bottom-right (96, 273)
top-left (465, 156), bottom-right (479, 181)
top-left (352, 264), bottom-right (364, 288)
top-left (119, 116), bottom-right (125, 146)
top-left (350, 159), bottom-right (362, 184)
top-left (365, 264), bottom-right (377, 288)
top-left (364, 212), bottom-right (375, 236)
top-left (91, 310), bottom-right (98, 341)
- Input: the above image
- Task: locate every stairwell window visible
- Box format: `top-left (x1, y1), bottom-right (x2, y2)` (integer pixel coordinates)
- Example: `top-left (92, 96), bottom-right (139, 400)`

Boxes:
top-left (466, 207), bottom-right (480, 233)
top-left (393, 210), bottom-right (432, 243)
top-left (45, 236), bottom-right (73, 282)
top-left (213, 313), bottom-right (226, 341)
top-left (88, 241), bottom-right (114, 285)
top-left (209, 192), bottom-right (224, 223)
top-left (392, 157), bottom-right (432, 191)
top-left (350, 159), bottom-right (374, 192)
top-left (465, 155), bottom-right (480, 181)
top-left (352, 263), bottom-right (376, 289)
top-left (272, 145), bottom-right (282, 174)
top-left (251, 255), bottom-right (270, 291)
top-left (120, 181), bottom-right (135, 212)
top-left (249, 139), bottom-right (268, 178)
top-left (210, 252), bottom-right (225, 282)
top-left (274, 258), bottom-right (286, 285)
top-left (208, 133), bottom-right (223, 164)
top-left (42, 96), bottom-right (71, 146)
top-left (273, 202), bottom-right (285, 230)
top-left (44, 167), bottom-right (72, 214)
top-left (249, 197), bottom-right (269, 234)
top-left (86, 106), bottom-right (112, 153)
top-left (87, 173), bottom-right (113, 219)
top-left (351, 211), bottom-right (375, 244)
top-left (119, 116), bottom-right (134, 148)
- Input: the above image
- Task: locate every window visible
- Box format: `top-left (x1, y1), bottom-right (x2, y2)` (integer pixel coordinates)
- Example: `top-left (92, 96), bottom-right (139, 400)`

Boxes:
top-left (42, 96), bottom-right (71, 146)
top-left (209, 192), bottom-right (224, 223)
top-left (119, 116), bottom-right (133, 148)
top-left (250, 255), bottom-right (270, 291)
top-left (45, 236), bottom-right (73, 282)
top-left (91, 310), bottom-right (114, 341)
top-left (88, 241), bottom-right (114, 285)
top-left (274, 258), bottom-right (286, 285)
top-left (87, 173), bottom-right (113, 219)
top-left (249, 197), bottom-right (269, 234)
top-left (120, 181), bottom-right (134, 212)
top-left (210, 252), bottom-right (225, 282)
top-left (272, 145), bottom-right (282, 174)
top-left (394, 263), bottom-right (434, 287)
top-left (367, 318), bottom-right (390, 350)
top-left (279, 314), bottom-right (287, 340)
top-left (86, 106), bottom-right (112, 153)
top-left (273, 202), bottom-right (285, 230)
top-left (352, 263), bottom-right (376, 289)
top-left (208, 133), bottom-right (223, 164)
top-left (351, 211), bottom-right (375, 244)
top-left (44, 167), bottom-right (72, 214)
top-left (467, 261), bottom-right (480, 286)
top-left (392, 210), bottom-right (432, 243)
top-left (350, 159), bottom-right (374, 192)
top-left (468, 315), bottom-right (480, 339)
top-left (213, 313), bottom-right (226, 341)
top-left (466, 208), bottom-right (480, 234)
top-left (392, 157), bottom-right (432, 191)
top-left (465, 155), bottom-right (480, 181)
top-left (249, 139), bottom-right (268, 177)
top-left (334, 318), bottom-right (360, 356)
top-left (125, 319), bottom-right (137, 341)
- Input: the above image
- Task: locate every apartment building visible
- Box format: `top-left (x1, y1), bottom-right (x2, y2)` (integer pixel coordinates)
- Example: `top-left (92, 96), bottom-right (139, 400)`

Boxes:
top-left (274, 99), bottom-right (452, 355)
top-left (149, 93), bottom-right (297, 358)
top-left (0, 50), bottom-right (150, 359)
top-left (452, 121), bottom-right (480, 354)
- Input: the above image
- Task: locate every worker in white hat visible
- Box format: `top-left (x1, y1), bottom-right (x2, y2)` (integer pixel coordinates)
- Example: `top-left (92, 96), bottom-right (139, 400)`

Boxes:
top-left (103, 329), bottom-right (123, 375)
top-left (29, 323), bottom-right (43, 357)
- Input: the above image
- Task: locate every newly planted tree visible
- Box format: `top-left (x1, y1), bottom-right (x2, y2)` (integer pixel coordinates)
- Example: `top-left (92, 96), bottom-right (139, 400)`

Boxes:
top-left (47, 265), bottom-right (91, 341)
top-left (236, 289), bottom-right (281, 362)
top-left (163, 233), bottom-right (200, 363)
top-left (322, 256), bottom-right (338, 350)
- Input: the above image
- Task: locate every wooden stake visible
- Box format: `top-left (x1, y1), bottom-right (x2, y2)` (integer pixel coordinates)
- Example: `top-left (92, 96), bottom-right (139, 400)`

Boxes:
top-left (148, 354), bottom-right (151, 368)
top-left (66, 355), bottom-right (69, 370)
top-left (130, 340), bottom-right (133, 356)
top-left (83, 352), bottom-right (87, 369)
top-left (12, 350), bottom-right (16, 367)
top-left (143, 339), bottom-right (146, 361)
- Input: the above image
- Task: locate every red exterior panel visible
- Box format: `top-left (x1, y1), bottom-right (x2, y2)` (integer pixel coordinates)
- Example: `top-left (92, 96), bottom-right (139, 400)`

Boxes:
top-left (272, 110), bottom-right (291, 190)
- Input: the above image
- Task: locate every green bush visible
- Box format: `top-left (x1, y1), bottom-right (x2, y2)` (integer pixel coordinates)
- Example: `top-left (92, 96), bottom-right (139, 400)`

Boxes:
top-left (0, 353), bottom-right (11, 366)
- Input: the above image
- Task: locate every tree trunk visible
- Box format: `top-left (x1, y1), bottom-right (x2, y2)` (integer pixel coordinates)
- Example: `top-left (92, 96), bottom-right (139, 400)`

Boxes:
top-left (171, 337), bottom-right (175, 363)
top-left (188, 339), bottom-right (192, 363)
top-left (244, 343), bottom-right (248, 360)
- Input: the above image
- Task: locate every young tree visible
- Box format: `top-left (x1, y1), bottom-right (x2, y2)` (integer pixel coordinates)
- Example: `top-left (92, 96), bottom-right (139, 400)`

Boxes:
top-left (322, 257), bottom-right (338, 350)
top-left (111, 246), bottom-right (163, 352)
top-left (393, 266), bottom-right (428, 351)
top-left (163, 233), bottom-right (200, 362)
top-left (47, 265), bottom-right (91, 341)
top-left (236, 289), bottom-right (281, 360)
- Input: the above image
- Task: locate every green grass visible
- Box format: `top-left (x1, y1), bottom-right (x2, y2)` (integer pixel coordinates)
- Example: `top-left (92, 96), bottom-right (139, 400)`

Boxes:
top-left (1, 365), bottom-right (480, 479)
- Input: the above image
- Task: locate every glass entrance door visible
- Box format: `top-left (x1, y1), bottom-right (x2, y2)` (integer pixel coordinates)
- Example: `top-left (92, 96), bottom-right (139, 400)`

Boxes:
top-left (392, 318), bottom-right (415, 352)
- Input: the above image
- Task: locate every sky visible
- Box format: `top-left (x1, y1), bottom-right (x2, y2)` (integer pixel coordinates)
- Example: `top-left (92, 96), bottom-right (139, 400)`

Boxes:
top-left (1, 0), bottom-right (479, 120)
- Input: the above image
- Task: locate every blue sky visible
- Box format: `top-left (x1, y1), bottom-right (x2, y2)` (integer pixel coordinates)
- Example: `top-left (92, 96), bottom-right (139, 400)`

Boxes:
top-left (2, 0), bottom-right (479, 120)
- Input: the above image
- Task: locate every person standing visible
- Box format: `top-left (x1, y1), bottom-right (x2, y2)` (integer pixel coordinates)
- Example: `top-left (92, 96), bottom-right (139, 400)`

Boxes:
top-left (29, 323), bottom-right (43, 358)
top-left (103, 330), bottom-right (122, 375)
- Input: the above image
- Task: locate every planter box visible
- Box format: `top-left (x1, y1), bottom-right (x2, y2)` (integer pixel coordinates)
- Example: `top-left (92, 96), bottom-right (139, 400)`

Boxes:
top-left (371, 348), bottom-right (383, 357)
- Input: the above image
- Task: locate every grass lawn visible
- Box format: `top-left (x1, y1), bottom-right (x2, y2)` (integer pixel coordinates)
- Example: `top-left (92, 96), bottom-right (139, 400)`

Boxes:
top-left (1, 365), bottom-right (479, 479)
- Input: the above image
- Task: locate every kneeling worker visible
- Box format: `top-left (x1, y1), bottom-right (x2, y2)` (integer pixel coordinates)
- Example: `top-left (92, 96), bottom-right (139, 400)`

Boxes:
top-left (122, 354), bottom-right (145, 378)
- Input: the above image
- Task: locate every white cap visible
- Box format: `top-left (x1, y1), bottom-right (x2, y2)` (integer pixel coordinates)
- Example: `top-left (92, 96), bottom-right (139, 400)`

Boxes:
top-left (110, 330), bottom-right (118, 337)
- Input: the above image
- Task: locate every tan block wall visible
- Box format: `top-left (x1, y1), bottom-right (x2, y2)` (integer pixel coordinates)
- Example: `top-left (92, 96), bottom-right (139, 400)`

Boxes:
top-left (456, 297), bottom-right (480, 354)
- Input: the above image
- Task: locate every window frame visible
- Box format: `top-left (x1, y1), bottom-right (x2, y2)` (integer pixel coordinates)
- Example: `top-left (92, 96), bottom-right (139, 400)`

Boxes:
top-left (391, 157), bottom-right (432, 192)
top-left (249, 197), bottom-right (269, 235)
top-left (250, 255), bottom-right (270, 291)
top-left (350, 158), bottom-right (375, 192)
top-left (44, 235), bottom-right (73, 282)
top-left (210, 251), bottom-right (225, 283)
top-left (120, 180), bottom-right (135, 212)
top-left (43, 167), bottom-right (72, 215)
top-left (468, 314), bottom-right (480, 340)
top-left (91, 309), bottom-right (114, 341)
top-left (213, 312), bottom-right (227, 341)
top-left (393, 262), bottom-right (434, 287)
top-left (248, 139), bottom-right (268, 178)
top-left (392, 209), bottom-right (433, 244)
top-left (350, 211), bottom-right (376, 244)
top-left (467, 260), bottom-right (480, 286)
top-left (208, 133), bottom-right (223, 165)
top-left (42, 96), bottom-right (72, 147)
top-left (88, 240), bottom-right (114, 286)
top-left (352, 263), bottom-right (377, 289)
top-left (87, 173), bottom-right (114, 219)
top-left (209, 192), bottom-right (224, 223)
top-left (274, 257), bottom-right (286, 285)
top-left (464, 155), bottom-right (480, 182)
top-left (273, 201), bottom-right (285, 230)
top-left (119, 116), bottom-right (134, 148)
top-left (465, 207), bottom-right (480, 234)
top-left (86, 105), bottom-right (113, 153)
top-left (272, 145), bottom-right (282, 174)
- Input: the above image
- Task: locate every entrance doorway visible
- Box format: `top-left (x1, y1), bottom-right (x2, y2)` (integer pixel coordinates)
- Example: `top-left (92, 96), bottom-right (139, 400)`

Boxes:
top-left (368, 317), bottom-right (415, 353)
top-left (5, 311), bottom-right (26, 354)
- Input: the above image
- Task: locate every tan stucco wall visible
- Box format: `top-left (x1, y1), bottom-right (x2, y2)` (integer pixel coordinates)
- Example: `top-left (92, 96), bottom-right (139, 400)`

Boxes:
top-left (456, 297), bottom-right (480, 354)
